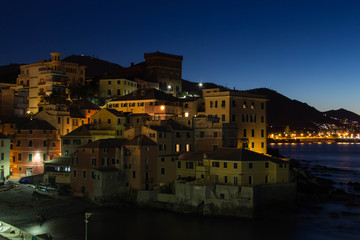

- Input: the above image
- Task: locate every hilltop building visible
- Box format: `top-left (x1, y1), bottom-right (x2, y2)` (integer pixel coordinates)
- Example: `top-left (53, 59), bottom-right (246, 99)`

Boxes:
top-left (117, 51), bottom-right (183, 95)
top-left (15, 53), bottom-right (86, 114)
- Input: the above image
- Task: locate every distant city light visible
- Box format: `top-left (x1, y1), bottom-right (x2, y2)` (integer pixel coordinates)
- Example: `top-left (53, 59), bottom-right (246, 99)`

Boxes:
top-left (160, 105), bottom-right (165, 111)
top-left (199, 83), bottom-right (203, 87)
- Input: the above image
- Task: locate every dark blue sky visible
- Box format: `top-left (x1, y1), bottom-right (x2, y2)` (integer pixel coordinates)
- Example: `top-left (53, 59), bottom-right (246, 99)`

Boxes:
top-left (2, 0), bottom-right (360, 114)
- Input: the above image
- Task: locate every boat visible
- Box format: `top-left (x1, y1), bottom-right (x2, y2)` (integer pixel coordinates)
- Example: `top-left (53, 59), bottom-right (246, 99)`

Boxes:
top-left (33, 185), bottom-right (59, 198)
top-left (0, 220), bottom-right (46, 240)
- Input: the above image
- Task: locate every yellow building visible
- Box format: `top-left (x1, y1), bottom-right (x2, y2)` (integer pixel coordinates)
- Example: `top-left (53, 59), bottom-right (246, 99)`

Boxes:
top-left (105, 88), bottom-right (182, 120)
top-left (201, 88), bottom-right (268, 154)
top-left (177, 148), bottom-right (290, 187)
top-left (99, 78), bottom-right (138, 100)
top-left (16, 53), bottom-right (86, 114)
top-left (90, 108), bottom-right (127, 138)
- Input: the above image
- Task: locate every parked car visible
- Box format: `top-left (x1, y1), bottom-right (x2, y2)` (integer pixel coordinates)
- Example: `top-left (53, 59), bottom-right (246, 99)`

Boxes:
top-left (19, 177), bottom-right (29, 184)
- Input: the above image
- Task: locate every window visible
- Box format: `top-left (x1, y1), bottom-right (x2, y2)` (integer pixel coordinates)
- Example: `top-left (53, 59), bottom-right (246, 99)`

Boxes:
top-left (67, 118), bottom-right (70, 124)
top-left (28, 140), bottom-right (32, 147)
top-left (176, 144), bottom-right (181, 152)
top-left (261, 116), bottom-right (264, 123)
top-left (221, 100), bottom-right (225, 107)
top-left (161, 157), bottom-right (165, 162)
top-left (249, 163), bottom-right (253, 169)
top-left (224, 176), bottom-right (228, 184)
top-left (261, 142), bottom-right (265, 148)
top-left (265, 162), bottom-right (269, 168)
top-left (221, 114), bottom-right (225, 122)
top-left (249, 176), bottom-right (252, 184)
top-left (91, 158), bottom-right (96, 166)
top-left (243, 129), bottom-right (247, 137)
top-left (232, 114), bottom-right (235, 122)
top-left (212, 162), bottom-right (220, 167)
top-left (185, 162), bottom-right (194, 169)
top-left (210, 101), bottom-right (213, 108)
top-left (43, 153), bottom-right (46, 161)
top-left (177, 161), bottom-right (181, 168)
top-left (261, 129), bottom-right (264, 138)
top-left (58, 117), bottom-right (61, 124)
top-left (28, 154), bottom-right (32, 162)
top-left (1, 153), bottom-right (3, 160)
top-left (73, 169), bottom-right (77, 177)
top-left (215, 101), bottom-right (218, 108)
top-left (251, 142), bottom-right (255, 148)
top-left (73, 139), bottom-right (81, 145)
top-left (261, 102), bottom-right (264, 110)
top-left (29, 130), bottom-right (33, 134)
top-left (65, 150), bottom-right (69, 156)
top-left (200, 132), bottom-right (204, 138)
top-left (212, 145), bottom-right (218, 151)
top-left (251, 129), bottom-right (255, 137)
top-left (265, 175), bottom-right (269, 183)
top-left (161, 168), bottom-right (165, 175)
top-left (16, 140), bottom-right (21, 147)
top-left (223, 162), bottom-right (227, 168)
top-left (18, 153), bottom-right (22, 161)
top-left (234, 163), bottom-right (238, 169)
top-left (72, 157), bottom-right (78, 165)
top-left (184, 103), bottom-right (189, 108)
top-left (82, 170), bottom-right (87, 178)
top-left (186, 144), bottom-right (191, 152)
top-left (43, 140), bottom-right (47, 147)
top-left (132, 171), bottom-right (136, 178)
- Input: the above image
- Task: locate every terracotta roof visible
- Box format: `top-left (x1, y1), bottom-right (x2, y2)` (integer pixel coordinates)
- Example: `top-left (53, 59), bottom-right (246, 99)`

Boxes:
top-left (110, 88), bottom-right (179, 102)
top-left (72, 99), bottom-right (100, 110)
top-left (44, 157), bottom-right (71, 165)
top-left (178, 148), bottom-right (286, 164)
top-left (62, 124), bottom-right (91, 137)
top-left (105, 108), bottom-right (126, 117)
top-left (80, 138), bottom-right (128, 148)
top-left (146, 125), bottom-right (169, 132)
top-left (126, 134), bottom-right (157, 146)
top-left (17, 119), bottom-right (56, 130)
top-left (166, 119), bottom-right (192, 131)
top-left (0, 132), bottom-right (9, 139)
top-left (70, 108), bottom-right (85, 118)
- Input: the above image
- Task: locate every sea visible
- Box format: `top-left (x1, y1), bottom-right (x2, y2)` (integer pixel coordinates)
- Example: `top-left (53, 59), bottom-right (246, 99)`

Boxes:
top-left (21, 142), bottom-right (360, 240)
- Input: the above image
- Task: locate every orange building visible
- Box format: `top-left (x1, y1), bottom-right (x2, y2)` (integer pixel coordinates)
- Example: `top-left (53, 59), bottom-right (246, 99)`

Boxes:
top-left (12, 119), bottom-right (60, 178)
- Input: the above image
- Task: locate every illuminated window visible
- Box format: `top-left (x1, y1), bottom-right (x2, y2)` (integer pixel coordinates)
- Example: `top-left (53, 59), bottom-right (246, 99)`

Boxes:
top-left (185, 112), bottom-right (189, 117)
top-left (176, 144), bottom-right (181, 152)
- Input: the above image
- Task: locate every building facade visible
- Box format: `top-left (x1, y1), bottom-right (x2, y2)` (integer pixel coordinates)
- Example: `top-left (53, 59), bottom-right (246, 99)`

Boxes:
top-left (16, 52), bottom-right (86, 114)
top-left (0, 133), bottom-right (10, 181)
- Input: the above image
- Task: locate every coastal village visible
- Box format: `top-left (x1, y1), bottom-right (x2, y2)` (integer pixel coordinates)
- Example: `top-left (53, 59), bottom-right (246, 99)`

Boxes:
top-left (0, 52), bottom-right (296, 226)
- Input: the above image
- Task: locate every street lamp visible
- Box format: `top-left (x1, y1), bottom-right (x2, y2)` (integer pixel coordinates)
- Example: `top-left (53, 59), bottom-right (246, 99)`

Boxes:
top-left (85, 212), bottom-right (94, 240)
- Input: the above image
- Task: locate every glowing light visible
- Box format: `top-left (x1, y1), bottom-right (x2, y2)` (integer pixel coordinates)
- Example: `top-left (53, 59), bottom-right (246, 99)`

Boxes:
top-left (35, 153), bottom-right (40, 161)
top-left (185, 112), bottom-right (189, 117)
top-left (199, 82), bottom-right (203, 87)
top-left (160, 105), bottom-right (165, 111)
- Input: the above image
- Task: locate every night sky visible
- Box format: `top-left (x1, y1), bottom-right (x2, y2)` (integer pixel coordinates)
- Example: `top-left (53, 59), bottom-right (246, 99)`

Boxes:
top-left (2, 0), bottom-right (360, 114)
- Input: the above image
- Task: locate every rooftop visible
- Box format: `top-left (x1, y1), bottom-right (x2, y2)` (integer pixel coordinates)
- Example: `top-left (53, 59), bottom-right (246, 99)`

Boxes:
top-left (110, 88), bottom-right (179, 102)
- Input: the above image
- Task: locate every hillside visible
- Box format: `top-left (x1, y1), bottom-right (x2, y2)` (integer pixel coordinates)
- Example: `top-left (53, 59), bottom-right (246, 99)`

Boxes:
top-left (246, 88), bottom-right (338, 131)
top-left (0, 64), bottom-right (22, 84)
top-left (63, 55), bottom-right (123, 79)
top-left (323, 108), bottom-right (360, 123)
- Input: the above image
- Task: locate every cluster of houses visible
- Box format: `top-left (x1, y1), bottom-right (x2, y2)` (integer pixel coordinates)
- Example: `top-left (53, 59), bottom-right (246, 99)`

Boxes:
top-left (0, 52), bottom-right (291, 203)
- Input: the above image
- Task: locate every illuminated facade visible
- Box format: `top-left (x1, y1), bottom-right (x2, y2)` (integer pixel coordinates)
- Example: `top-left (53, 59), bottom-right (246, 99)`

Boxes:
top-left (12, 119), bottom-right (60, 178)
top-left (16, 53), bottom-right (86, 114)
top-left (105, 88), bottom-right (182, 120)
top-left (201, 88), bottom-right (268, 154)
top-left (99, 78), bottom-right (138, 100)
top-left (176, 148), bottom-right (290, 186)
